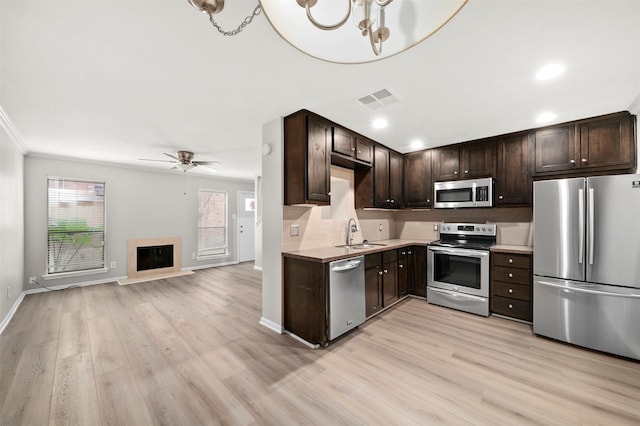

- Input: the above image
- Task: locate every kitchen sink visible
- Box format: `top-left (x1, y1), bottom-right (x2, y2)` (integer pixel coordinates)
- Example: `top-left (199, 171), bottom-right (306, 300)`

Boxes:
top-left (335, 243), bottom-right (387, 249)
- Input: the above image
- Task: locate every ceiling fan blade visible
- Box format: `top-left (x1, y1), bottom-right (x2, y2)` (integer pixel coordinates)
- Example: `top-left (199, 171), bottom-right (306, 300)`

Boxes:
top-left (164, 152), bottom-right (180, 160)
top-left (139, 158), bottom-right (177, 163)
top-left (192, 160), bottom-right (222, 167)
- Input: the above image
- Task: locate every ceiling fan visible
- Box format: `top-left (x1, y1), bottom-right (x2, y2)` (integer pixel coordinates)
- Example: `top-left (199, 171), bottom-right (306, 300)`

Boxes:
top-left (139, 150), bottom-right (221, 172)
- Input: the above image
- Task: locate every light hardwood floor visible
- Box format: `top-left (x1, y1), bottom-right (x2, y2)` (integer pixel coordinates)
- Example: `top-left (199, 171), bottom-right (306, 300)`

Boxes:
top-left (1, 262), bottom-right (639, 425)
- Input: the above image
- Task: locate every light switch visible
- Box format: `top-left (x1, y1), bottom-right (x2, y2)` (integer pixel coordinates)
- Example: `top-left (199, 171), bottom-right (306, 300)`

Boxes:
top-left (290, 224), bottom-right (300, 236)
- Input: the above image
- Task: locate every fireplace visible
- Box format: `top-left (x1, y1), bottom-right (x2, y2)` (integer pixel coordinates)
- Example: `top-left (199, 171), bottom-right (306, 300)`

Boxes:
top-left (137, 245), bottom-right (174, 271)
top-left (119, 236), bottom-right (193, 285)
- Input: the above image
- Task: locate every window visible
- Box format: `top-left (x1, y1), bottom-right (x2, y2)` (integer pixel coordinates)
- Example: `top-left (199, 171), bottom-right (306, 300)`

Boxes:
top-left (197, 189), bottom-right (228, 257)
top-left (47, 178), bottom-right (105, 274)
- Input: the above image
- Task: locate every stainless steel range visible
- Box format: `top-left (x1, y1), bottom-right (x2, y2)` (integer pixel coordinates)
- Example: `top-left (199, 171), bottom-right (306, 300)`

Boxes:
top-left (427, 223), bottom-right (496, 316)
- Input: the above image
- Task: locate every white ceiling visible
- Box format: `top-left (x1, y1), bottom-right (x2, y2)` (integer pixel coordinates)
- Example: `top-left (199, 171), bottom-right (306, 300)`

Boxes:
top-left (2, 1), bottom-right (640, 181)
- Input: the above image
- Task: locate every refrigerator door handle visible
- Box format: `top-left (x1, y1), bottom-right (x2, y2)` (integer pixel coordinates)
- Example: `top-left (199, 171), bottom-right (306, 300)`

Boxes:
top-left (536, 280), bottom-right (640, 298)
top-left (588, 187), bottom-right (595, 265)
top-left (578, 188), bottom-right (584, 264)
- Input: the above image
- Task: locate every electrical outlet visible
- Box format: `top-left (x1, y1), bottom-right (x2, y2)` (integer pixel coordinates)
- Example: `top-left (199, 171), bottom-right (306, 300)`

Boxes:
top-left (433, 224), bottom-right (439, 231)
top-left (379, 224), bottom-right (383, 232)
top-left (29, 276), bottom-right (36, 284)
top-left (110, 261), bottom-right (117, 269)
top-left (290, 224), bottom-right (300, 237)
top-left (6, 286), bottom-right (10, 298)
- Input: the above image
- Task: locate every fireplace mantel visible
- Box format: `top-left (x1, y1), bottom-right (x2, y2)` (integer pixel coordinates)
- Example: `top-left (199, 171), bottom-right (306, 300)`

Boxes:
top-left (118, 236), bottom-right (193, 285)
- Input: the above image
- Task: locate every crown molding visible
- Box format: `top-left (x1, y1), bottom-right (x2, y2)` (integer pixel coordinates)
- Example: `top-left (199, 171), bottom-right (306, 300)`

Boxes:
top-left (0, 106), bottom-right (28, 154)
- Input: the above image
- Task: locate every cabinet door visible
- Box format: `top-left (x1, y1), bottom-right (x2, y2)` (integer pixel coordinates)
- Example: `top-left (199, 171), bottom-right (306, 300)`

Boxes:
top-left (410, 246), bottom-right (428, 298)
top-left (382, 250), bottom-right (398, 307)
top-left (495, 133), bottom-right (531, 206)
top-left (332, 126), bottom-right (356, 157)
top-left (356, 137), bottom-right (374, 164)
top-left (398, 249), bottom-right (409, 297)
top-left (461, 140), bottom-right (495, 179)
top-left (404, 151), bottom-right (432, 208)
top-left (389, 151), bottom-right (404, 208)
top-left (365, 263), bottom-right (383, 318)
top-left (579, 113), bottom-right (634, 170)
top-left (432, 145), bottom-right (460, 181)
top-left (533, 124), bottom-right (578, 174)
top-left (307, 115), bottom-right (331, 203)
top-left (373, 146), bottom-right (390, 207)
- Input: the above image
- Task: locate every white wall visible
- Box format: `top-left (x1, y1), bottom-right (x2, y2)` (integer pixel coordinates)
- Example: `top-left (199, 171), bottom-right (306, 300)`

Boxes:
top-left (0, 123), bottom-right (25, 327)
top-left (259, 119), bottom-right (283, 332)
top-left (23, 155), bottom-right (254, 289)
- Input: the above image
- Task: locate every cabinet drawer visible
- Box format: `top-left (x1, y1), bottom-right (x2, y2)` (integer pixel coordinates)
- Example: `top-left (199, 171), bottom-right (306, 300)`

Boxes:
top-left (492, 266), bottom-right (530, 285)
top-left (492, 252), bottom-right (531, 269)
top-left (492, 281), bottom-right (530, 301)
top-left (492, 296), bottom-right (531, 321)
top-left (365, 253), bottom-right (382, 269)
top-left (382, 250), bottom-right (398, 263)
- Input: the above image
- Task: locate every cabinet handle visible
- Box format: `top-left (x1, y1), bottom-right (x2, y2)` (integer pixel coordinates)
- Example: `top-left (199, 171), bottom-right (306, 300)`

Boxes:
top-left (351, 147), bottom-right (356, 151)
top-left (508, 304), bottom-right (514, 309)
top-left (426, 199), bottom-right (430, 204)
top-left (399, 264), bottom-right (404, 269)
top-left (378, 271), bottom-right (383, 276)
top-left (508, 288), bottom-right (514, 294)
top-left (408, 251), bottom-right (412, 255)
top-left (581, 158), bottom-right (588, 164)
top-left (464, 170), bottom-right (469, 174)
top-left (390, 199), bottom-right (395, 203)
top-left (508, 273), bottom-right (514, 278)
top-left (453, 171), bottom-right (458, 175)
top-left (569, 159), bottom-right (576, 167)
top-left (498, 195), bottom-right (504, 200)
top-left (508, 258), bottom-right (513, 264)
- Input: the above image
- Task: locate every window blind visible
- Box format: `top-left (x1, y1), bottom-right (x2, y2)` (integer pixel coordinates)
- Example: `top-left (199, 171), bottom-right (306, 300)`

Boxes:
top-left (197, 190), bottom-right (227, 257)
top-left (47, 178), bottom-right (105, 274)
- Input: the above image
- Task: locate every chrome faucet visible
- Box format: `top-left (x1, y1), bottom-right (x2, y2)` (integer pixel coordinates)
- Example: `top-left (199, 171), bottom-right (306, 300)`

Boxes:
top-left (347, 218), bottom-right (358, 245)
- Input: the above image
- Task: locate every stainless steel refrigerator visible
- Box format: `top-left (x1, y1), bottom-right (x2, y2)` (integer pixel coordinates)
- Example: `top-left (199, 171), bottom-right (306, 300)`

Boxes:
top-left (533, 174), bottom-right (640, 360)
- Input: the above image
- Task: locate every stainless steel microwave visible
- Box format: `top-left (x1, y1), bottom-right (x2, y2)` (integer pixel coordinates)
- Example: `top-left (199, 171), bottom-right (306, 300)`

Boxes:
top-left (433, 177), bottom-right (493, 208)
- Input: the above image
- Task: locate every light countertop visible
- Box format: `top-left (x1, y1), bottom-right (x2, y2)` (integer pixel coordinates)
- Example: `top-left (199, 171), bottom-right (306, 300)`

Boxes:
top-left (282, 239), bottom-right (435, 263)
top-left (490, 244), bottom-right (534, 254)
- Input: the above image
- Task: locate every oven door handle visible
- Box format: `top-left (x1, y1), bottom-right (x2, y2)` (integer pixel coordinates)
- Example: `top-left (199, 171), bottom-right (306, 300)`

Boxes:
top-left (428, 246), bottom-right (489, 258)
top-left (428, 287), bottom-right (487, 302)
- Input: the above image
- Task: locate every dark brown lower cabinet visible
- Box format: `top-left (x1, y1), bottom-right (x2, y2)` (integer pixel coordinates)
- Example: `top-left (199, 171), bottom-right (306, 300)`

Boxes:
top-left (283, 256), bottom-right (327, 344)
top-left (490, 251), bottom-right (533, 322)
top-left (382, 250), bottom-right (399, 307)
top-left (365, 253), bottom-right (383, 318)
top-left (398, 249), bottom-right (409, 298)
top-left (408, 246), bottom-right (428, 298)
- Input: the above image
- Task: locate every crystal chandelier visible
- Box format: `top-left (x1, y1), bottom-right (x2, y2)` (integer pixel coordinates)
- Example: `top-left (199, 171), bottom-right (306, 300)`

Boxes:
top-left (187, 0), bottom-right (468, 64)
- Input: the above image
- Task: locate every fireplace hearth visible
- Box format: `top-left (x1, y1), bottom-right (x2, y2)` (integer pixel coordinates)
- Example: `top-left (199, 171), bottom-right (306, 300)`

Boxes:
top-left (118, 237), bottom-right (193, 285)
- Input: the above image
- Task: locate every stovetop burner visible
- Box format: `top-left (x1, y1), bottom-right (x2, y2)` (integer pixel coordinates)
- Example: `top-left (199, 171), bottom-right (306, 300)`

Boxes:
top-left (430, 222), bottom-right (497, 251)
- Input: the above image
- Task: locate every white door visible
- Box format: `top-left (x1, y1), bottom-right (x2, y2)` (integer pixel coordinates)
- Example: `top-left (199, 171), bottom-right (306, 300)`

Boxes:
top-left (237, 191), bottom-right (256, 262)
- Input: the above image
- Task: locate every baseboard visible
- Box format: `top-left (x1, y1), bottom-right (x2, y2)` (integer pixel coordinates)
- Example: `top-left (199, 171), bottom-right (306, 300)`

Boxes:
top-left (259, 317), bottom-right (283, 334)
top-left (185, 260), bottom-right (239, 271)
top-left (25, 275), bottom-right (127, 294)
top-left (283, 330), bottom-right (320, 349)
top-left (0, 292), bottom-right (26, 335)
top-left (253, 265), bottom-right (263, 271)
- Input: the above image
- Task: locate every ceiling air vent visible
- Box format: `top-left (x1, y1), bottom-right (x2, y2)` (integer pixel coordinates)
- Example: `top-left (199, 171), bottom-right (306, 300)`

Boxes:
top-left (357, 88), bottom-right (401, 110)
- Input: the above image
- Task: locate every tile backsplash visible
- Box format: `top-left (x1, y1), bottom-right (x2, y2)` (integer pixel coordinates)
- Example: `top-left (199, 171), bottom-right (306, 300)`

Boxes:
top-left (282, 167), bottom-right (533, 252)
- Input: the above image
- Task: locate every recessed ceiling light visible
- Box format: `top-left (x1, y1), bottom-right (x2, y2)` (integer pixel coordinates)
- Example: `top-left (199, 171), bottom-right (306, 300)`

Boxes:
top-left (410, 140), bottom-right (425, 150)
top-left (536, 112), bottom-right (557, 124)
top-left (536, 63), bottom-right (565, 80)
top-left (372, 118), bottom-right (388, 129)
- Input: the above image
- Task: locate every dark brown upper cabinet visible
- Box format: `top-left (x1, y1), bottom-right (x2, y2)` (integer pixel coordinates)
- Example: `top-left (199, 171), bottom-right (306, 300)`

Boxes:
top-left (431, 145), bottom-right (460, 181)
top-left (495, 133), bottom-right (531, 206)
top-left (331, 126), bottom-right (373, 167)
top-left (533, 111), bottom-right (636, 175)
top-left (432, 142), bottom-right (495, 182)
top-left (403, 150), bottom-right (433, 208)
top-left (284, 110), bottom-right (331, 205)
top-left (373, 146), bottom-right (403, 209)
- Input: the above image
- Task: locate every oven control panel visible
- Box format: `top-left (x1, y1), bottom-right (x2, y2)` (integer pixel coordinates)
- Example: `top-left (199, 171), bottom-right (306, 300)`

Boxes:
top-left (440, 223), bottom-right (496, 237)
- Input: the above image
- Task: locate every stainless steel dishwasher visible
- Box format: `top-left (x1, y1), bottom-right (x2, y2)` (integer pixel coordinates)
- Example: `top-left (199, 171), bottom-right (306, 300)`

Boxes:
top-left (328, 256), bottom-right (366, 341)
